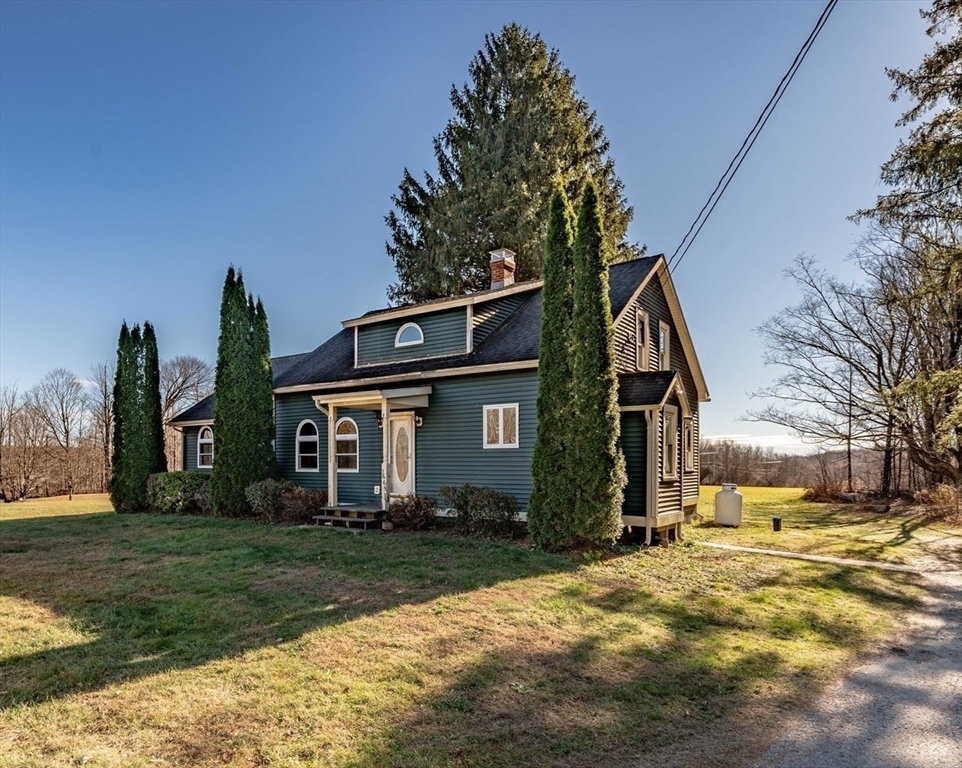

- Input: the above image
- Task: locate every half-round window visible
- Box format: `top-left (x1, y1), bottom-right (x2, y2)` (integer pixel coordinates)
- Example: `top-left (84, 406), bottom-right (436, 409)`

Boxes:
top-left (296, 420), bottom-right (319, 472)
top-left (335, 417), bottom-right (359, 473)
top-left (198, 426), bottom-right (214, 468)
top-left (395, 322), bottom-right (424, 347)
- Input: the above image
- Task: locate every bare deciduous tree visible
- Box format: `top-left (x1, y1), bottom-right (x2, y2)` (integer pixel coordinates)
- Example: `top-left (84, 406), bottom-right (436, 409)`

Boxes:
top-left (29, 368), bottom-right (88, 500)
top-left (89, 362), bottom-right (114, 492)
top-left (160, 355), bottom-right (214, 470)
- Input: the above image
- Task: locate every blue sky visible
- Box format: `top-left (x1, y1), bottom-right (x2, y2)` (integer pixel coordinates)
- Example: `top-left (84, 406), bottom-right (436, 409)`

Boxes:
top-left (0, 0), bottom-right (929, 451)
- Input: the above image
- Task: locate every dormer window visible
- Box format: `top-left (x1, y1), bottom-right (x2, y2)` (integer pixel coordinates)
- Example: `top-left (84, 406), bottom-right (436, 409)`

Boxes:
top-left (395, 322), bottom-right (424, 347)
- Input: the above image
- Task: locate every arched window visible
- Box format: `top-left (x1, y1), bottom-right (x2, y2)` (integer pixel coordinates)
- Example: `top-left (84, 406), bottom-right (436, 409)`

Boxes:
top-left (197, 426), bottom-right (214, 468)
top-left (296, 420), bottom-right (319, 472)
top-left (395, 322), bottom-right (424, 347)
top-left (335, 417), bottom-right (359, 472)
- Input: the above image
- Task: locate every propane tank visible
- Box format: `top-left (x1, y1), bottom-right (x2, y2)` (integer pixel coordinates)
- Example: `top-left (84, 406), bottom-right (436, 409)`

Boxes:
top-left (714, 483), bottom-right (743, 527)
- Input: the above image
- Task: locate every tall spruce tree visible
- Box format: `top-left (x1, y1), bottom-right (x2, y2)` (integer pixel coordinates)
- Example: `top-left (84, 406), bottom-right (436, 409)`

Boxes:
top-left (210, 267), bottom-right (274, 515)
top-left (570, 182), bottom-right (627, 546)
top-left (109, 322), bottom-right (136, 511)
top-left (528, 184), bottom-right (578, 550)
top-left (253, 299), bottom-right (274, 474)
top-left (386, 24), bottom-right (641, 304)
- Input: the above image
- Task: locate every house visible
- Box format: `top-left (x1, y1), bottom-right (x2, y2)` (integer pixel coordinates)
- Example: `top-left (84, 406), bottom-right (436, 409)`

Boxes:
top-left (168, 249), bottom-right (710, 542)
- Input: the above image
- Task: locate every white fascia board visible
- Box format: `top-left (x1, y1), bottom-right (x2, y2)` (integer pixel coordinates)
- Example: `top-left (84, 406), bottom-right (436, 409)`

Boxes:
top-left (275, 360), bottom-right (538, 395)
top-left (340, 281), bottom-right (543, 329)
top-left (166, 419), bottom-right (213, 428)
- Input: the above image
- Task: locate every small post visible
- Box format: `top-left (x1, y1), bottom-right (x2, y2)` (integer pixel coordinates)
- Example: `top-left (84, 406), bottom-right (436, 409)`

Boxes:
top-left (772, 516), bottom-right (782, 532)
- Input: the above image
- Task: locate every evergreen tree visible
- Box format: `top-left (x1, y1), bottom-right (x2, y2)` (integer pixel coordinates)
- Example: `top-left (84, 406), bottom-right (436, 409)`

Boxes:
top-left (142, 322), bottom-right (167, 475)
top-left (210, 267), bottom-right (274, 515)
top-left (253, 299), bottom-right (274, 475)
top-left (386, 23), bottom-right (641, 304)
top-left (109, 322), bottom-right (135, 511)
top-left (528, 184), bottom-right (577, 549)
top-left (570, 182), bottom-right (627, 546)
top-left (109, 321), bottom-right (166, 512)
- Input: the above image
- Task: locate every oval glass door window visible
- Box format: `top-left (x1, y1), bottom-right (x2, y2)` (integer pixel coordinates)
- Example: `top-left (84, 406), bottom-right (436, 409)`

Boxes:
top-left (395, 426), bottom-right (410, 483)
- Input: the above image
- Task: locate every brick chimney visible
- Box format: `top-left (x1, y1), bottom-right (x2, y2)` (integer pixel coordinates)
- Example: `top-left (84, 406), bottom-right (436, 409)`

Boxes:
top-left (489, 248), bottom-right (516, 290)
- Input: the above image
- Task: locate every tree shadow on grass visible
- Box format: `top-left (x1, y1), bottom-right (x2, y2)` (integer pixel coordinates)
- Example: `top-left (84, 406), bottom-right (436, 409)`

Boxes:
top-left (0, 513), bottom-right (569, 708)
top-left (345, 563), bottom-right (925, 768)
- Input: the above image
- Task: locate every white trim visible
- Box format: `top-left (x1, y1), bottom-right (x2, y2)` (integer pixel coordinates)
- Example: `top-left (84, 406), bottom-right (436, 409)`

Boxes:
top-left (334, 417), bottom-right (359, 473)
top-left (636, 309), bottom-right (650, 372)
top-left (197, 426), bottom-right (214, 469)
top-left (168, 419), bottom-right (213, 428)
top-left (662, 406), bottom-right (679, 481)
top-left (342, 280), bottom-right (543, 328)
top-left (295, 419), bottom-right (320, 473)
top-left (659, 321), bottom-right (671, 371)
top-left (466, 304), bottom-right (474, 353)
top-left (482, 403), bottom-right (519, 449)
top-left (275, 360), bottom-right (537, 394)
top-left (394, 322), bottom-right (424, 348)
top-left (389, 412), bottom-right (416, 496)
top-left (645, 410), bottom-right (659, 545)
top-left (354, 326), bottom-right (358, 369)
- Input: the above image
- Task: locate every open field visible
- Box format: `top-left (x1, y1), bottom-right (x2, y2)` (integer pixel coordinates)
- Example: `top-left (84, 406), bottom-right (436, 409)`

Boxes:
top-left (691, 486), bottom-right (962, 572)
top-left (0, 492), bottom-right (936, 767)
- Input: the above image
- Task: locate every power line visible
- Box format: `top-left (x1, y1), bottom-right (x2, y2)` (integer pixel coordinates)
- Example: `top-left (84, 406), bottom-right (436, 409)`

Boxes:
top-left (668, 0), bottom-right (838, 274)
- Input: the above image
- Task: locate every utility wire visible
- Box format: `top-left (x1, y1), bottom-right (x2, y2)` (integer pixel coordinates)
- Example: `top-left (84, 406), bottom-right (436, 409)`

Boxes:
top-left (668, 0), bottom-right (838, 274)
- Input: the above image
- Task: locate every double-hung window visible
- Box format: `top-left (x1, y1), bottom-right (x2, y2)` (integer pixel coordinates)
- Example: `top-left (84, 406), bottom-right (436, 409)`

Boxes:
top-left (659, 322), bottom-right (671, 371)
top-left (335, 417), bottom-right (359, 472)
top-left (483, 404), bottom-right (519, 449)
top-left (636, 310), bottom-right (650, 372)
top-left (296, 420), bottom-right (319, 472)
top-left (662, 407), bottom-right (678, 480)
top-left (197, 426), bottom-right (214, 469)
top-left (683, 417), bottom-right (694, 473)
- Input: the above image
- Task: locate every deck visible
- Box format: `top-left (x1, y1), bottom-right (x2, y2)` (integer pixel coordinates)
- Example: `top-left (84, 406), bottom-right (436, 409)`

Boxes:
top-left (312, 505), bottom-right (387, 531)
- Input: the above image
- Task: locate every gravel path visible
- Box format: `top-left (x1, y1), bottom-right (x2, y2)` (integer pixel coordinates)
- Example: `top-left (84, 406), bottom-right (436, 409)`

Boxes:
top-left (751, 570), bottom-right (962, 768)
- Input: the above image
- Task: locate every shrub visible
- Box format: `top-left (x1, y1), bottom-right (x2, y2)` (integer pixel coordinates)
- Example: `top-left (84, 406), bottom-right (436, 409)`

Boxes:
top-left (389, 495), bottom-right (437, 530)
top-left (279, 487), bottom-right (329, 524)
top-left (245, 478), bottom-right (297, 521)
top-left (147, 472), bottom-right (211, 515)
top-left (916, 484), bottom-right (962, 524)
top-left (439, 484), bottom-right (520, 539)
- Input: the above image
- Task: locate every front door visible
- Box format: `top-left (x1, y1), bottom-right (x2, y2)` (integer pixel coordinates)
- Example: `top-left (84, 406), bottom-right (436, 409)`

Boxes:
top-left (390, 414), bottom-right (415, 497)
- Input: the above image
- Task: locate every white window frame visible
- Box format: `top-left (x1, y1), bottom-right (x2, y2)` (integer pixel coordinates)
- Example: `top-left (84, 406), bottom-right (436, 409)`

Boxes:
top-left (197, 426), bottom-right (214, 469)
top-left (482, 403), bottom-right (519, 449)
top-left (636, 309), bottom-right (650, 372)
top-left (659, 321), bottom-right (671, 371)
top-left (395, 322), bottom-right (424, 348)
top-left (296, 419), bottom-right (320, 473)
top-left (683, 417), bottom-right (694, 473)
top-left (662, 406), bottom-right (678, 481)
top-left (334, 417), bottom-right (359, 473)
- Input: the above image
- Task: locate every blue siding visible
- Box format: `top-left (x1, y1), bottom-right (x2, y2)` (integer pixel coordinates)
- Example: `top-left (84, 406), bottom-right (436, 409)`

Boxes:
top-left (415, 370), bottom-right (539, 509)
top-left (275, 394), bottom-right (327, 489)
top-left (356, 307), bottom-right (467, 365)
top-left (335, 409), bottom-right (382, 505)
top-left (182, 426), bottom-right (212, 473)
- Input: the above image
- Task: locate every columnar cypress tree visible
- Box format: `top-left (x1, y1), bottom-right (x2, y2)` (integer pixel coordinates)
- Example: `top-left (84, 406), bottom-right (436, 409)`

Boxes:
top-left (142, 322), bottom-right (167, 475)
top-left (210, 267), bottom-right (273, 516)
top-left (110, 322), bottom-right (135, 511)
top-left (570, 182), bottom-right (627, 545)
top-left (110, 321), bottom-right (166, 512)
top-left (253, 299), bottom-right (274, 475)
top-left (528, 184), bottom-right (577, 550)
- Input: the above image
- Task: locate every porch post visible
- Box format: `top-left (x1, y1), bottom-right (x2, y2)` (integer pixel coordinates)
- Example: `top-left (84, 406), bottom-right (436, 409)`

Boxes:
top-left (328, 404), bottom-right (338, 506)
top-left (381, 399), bottom-right (391, 510)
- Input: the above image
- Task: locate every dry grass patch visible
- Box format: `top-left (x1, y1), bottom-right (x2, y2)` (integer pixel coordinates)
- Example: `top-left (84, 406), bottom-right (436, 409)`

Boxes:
top-left (0, 499), bottom-right (927, 767)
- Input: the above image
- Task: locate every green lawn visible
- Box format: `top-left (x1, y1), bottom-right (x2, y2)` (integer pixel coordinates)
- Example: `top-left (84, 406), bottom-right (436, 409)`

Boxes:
top-left (690, 486), bottom-right (962, 571)
top-left (0, 492), bottom-right (936, 767)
